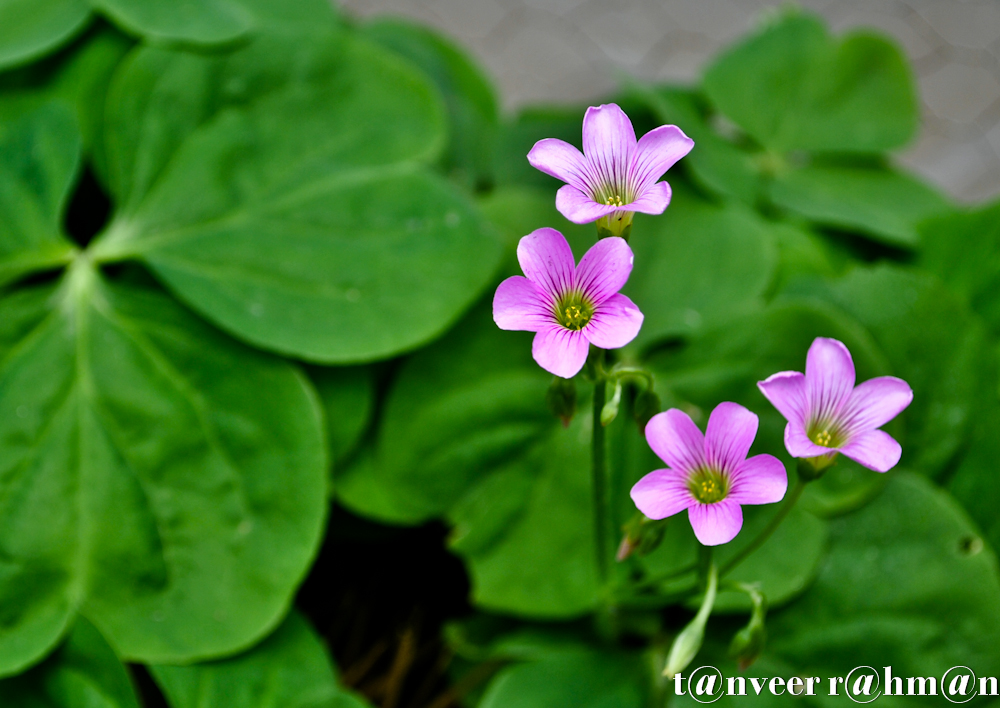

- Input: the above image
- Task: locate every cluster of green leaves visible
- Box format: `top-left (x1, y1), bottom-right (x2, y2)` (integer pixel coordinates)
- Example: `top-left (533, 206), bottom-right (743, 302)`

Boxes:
top-left (0, 2), bottom-right (998, 707)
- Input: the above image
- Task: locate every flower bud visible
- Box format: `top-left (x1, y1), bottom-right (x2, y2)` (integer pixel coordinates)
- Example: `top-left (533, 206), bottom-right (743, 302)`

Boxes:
top-left (617, 513), bottom-right (668, 561)
top-left (601, 380), bottom-right (622, 426)
top-left (546, 377), bottom-right (576, 427)
top-left (728, 586), bottom-right (767, 671)
top-left (633, 388), bottom-right (661, 429)
top-left (664, 562), bottom-right (717, 678)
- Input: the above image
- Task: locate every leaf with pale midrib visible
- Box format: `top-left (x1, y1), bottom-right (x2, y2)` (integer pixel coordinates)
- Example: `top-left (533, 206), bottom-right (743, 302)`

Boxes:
top-left (0, 264), bottom-right (326, 675)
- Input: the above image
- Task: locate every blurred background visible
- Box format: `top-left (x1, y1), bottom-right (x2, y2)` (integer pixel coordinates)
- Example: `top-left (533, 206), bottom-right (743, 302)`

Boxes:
top-left (343, 0), bottom-right (1000, 202)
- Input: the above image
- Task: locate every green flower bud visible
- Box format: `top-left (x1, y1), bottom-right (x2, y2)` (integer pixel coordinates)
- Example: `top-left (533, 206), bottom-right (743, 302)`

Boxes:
top-left (617, 513), bottom-right (668, 561)
top-left (601, 380), bottom-right (622, 426)
top-left (664, 562), bottom-right (717, 678)
top-left (546, 376), bottom-right (576, 427)
top-left (728, 585), bottom-right (767, 671)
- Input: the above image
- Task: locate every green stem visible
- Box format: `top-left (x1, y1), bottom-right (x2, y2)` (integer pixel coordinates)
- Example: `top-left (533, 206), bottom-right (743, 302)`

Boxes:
top-left (721, 478), bottom-right (806, 577)
top-left (592, 349), bottom-right (609, 591)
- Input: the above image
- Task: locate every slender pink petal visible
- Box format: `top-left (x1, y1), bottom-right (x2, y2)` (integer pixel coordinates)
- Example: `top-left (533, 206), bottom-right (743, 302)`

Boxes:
top-left (631, 124), bottom-right (694, 192)
top-left (757, 371), bottom-right (808, 426)
top-left (705, 402), bottom-right (758, 474)
top-left (805, 338), bottom-right (855, 422)
top-left (645, 409), bottom-right (706, 474)
top-left (517, 228), bottom-right (576, 300)
top-left (630, 469), bottom-right (694, 520)
top-left (493, 276), bottom-right (554, 332)
top-left (624, 181), bottom-right (672, 215)
top-left (784, 422), bottom-right (832, 458)
top-left (575, 236), bottom-right (634, 303)
top-left (688, 500), bottom-right (743, 546)
top-left (555, 185), bottom-right (618, 224)
top-left (839, 429), bottom-right (902, 472)
top-left (582, 104), bottom-right (636, 195)
top-left (584, 293), bottom-right (643, 349)
top-left (527, 138), bottom-right (590, 192)
top-left (728, 455), bottom-right (787, 505)
top-left (840, 376), bottom-right (913, 435)
top-left (531, 326), bottom-right (589, 378)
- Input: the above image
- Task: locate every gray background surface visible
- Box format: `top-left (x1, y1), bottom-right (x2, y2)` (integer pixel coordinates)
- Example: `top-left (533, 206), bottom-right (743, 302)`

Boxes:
top-left (342, 0), bottom-right (1000, 203)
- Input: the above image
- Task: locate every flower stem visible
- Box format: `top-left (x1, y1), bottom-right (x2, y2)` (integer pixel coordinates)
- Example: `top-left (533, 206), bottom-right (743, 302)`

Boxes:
top-left (720, 478), bottom-right (806, 577)
top-left (592, 349), bottom-right (610, 591)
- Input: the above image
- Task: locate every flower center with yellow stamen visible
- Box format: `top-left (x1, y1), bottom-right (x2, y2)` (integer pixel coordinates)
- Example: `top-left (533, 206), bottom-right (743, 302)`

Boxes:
top-left (807, 422), bottom-right (843, 448)
top-left (688, 468), bottom-right (728, 504)
top-left (605, 195), bottom-right (624, 207)
top-left (554, 292), bottom-right (594, 331)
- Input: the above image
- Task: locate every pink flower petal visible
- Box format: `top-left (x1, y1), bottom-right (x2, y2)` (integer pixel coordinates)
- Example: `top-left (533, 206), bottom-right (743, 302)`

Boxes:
top-left (805, 337), bottom-right (855, 422)
top-left (527, 138), bottom-right (590, 192)
top-left (840, 376), bottom-right (913, 435)
top-left (582, 104), bottom-right (636, 197)
top-left (705, 402), bottom-right (758, 474)
top-left (575, 236), bottom-right (634, 303)
top-left (839, 429), bottom-right (902, 472)
top-left (555, 184), bottom-right (618, 224)
top-left (645, 409), bottom-right (706, 474)
top-left (630, 469), bottom-right (694, 520)
top-left (630, 124), bottom-right (694, 193)
top-left (688, 500), bottom-right (743, 546)
top-left (757, 371), bottom-right (808, 426)
top-left (784, 422), bottom-right (833, 459)
top-left (728, 454), bottom-right (787, 505)
top-left (493, 276), bottom-right (554, 332)
top-left (531, 326), bottom-right (590, 378)
top-left (517, 228), bottom-right (576, 300)
top-left (584, 293), bottom-right (643, 349)
top-left (624, 181), bottom-right (672, 215)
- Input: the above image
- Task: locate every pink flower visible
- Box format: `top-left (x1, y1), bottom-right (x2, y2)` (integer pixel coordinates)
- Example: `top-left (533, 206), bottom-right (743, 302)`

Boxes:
top-left (758, 337), bottom-right (913, 473)
top-left (493, 228), bottom-right (643, 378)
top-left (631, 403), bottom-right (787, 546)
top-left (527, 103), bottom-right (694, 237)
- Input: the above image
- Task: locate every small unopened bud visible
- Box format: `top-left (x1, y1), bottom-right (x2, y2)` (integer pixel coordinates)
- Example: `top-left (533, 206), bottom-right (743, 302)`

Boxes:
top-left (633, 388), bottom-right (661, 429)
top-left (601, 380), bottom-right (622, 426)
top-left (546, 377), bottom-right (576, 427)
top-left (728, 586), bottom-right (767, 671)
top-left (664, 562), bottom-right (717, 678)
top-left (617, 513), bottom-right (668, 561)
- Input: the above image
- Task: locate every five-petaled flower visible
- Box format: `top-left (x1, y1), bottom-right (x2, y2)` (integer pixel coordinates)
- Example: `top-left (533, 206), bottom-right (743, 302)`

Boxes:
top-left (631, 403), bottom-right (787, 546)
top-left (493, 228), bottom-right (643, 378)
top-left (527, 103), bottom-right (694, 238)
top-left (758, 337), bottom-right (913, 473)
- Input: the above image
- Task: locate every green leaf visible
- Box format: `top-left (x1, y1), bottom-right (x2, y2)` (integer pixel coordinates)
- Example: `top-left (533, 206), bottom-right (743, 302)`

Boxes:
top-left (479, 651), bottom-right (647, 708)
top-left (0, 263), bottom-right (327, 674)
top-left (93, 31), bottom-right (500, 363)
top-left (0, 618), bottom-right (140, 708)
top-left (918, 200), bottom-right (1000, 331)
top-left (0, 0), bottom-right (90, 71)
top-left (0, 25), bottom-right (133, 161)
top-left (769, 165), bottom-right (951, 248)
top-left (362, 18), bottom-right (499, 190)
top-left (703, 11), bottom-right (916, 154)
top-left (785, 265), bottom-right (987, 477)
top-left (337, 303), bottom-right (599, 617)
top-left (647, 300), bottom-right (892, 517)
top-left (0, 104), bottom-right (79, 287)
top-left (92, 0), bottom-right (254, 45)
top-left (624, 183), bottom-right (777, 349)
top-left (769, 473), bottom-right (1000, 679)
top-left (308, 366), bottom-right (375, 473)
top-left (152, 611), bottom-right (370, 708)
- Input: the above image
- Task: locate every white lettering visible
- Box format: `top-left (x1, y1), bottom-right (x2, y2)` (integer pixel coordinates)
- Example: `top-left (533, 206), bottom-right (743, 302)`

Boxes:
top-left (727, 677), bottom-right (746, 696)
top-left (674, 673), bottom-right (685, 696)
top-left (907, 677), bottom-right (938, 696)
top-left (695, 675), bottom-right (717, 696)
top-left (787, 677), bottom-right (804, 696)
top-left (769, 677), bottom-right (785, 696)
top-left (981, 677), bottom-right (999, 696)
top-left (750, 678), bottom-right (767, 695)
top-left (852, 675), bottom-right (874, 696)
top-left (885, 667), bottom-right (902, 696)
top-left (949, 675), bottom-right (971, 696)
top-left (805, 677), bottom-right (821, 695)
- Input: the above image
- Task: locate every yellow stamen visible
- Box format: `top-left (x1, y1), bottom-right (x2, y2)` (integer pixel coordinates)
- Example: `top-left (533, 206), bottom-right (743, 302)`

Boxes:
top-left (605, 195), bottom-right (624, 207)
